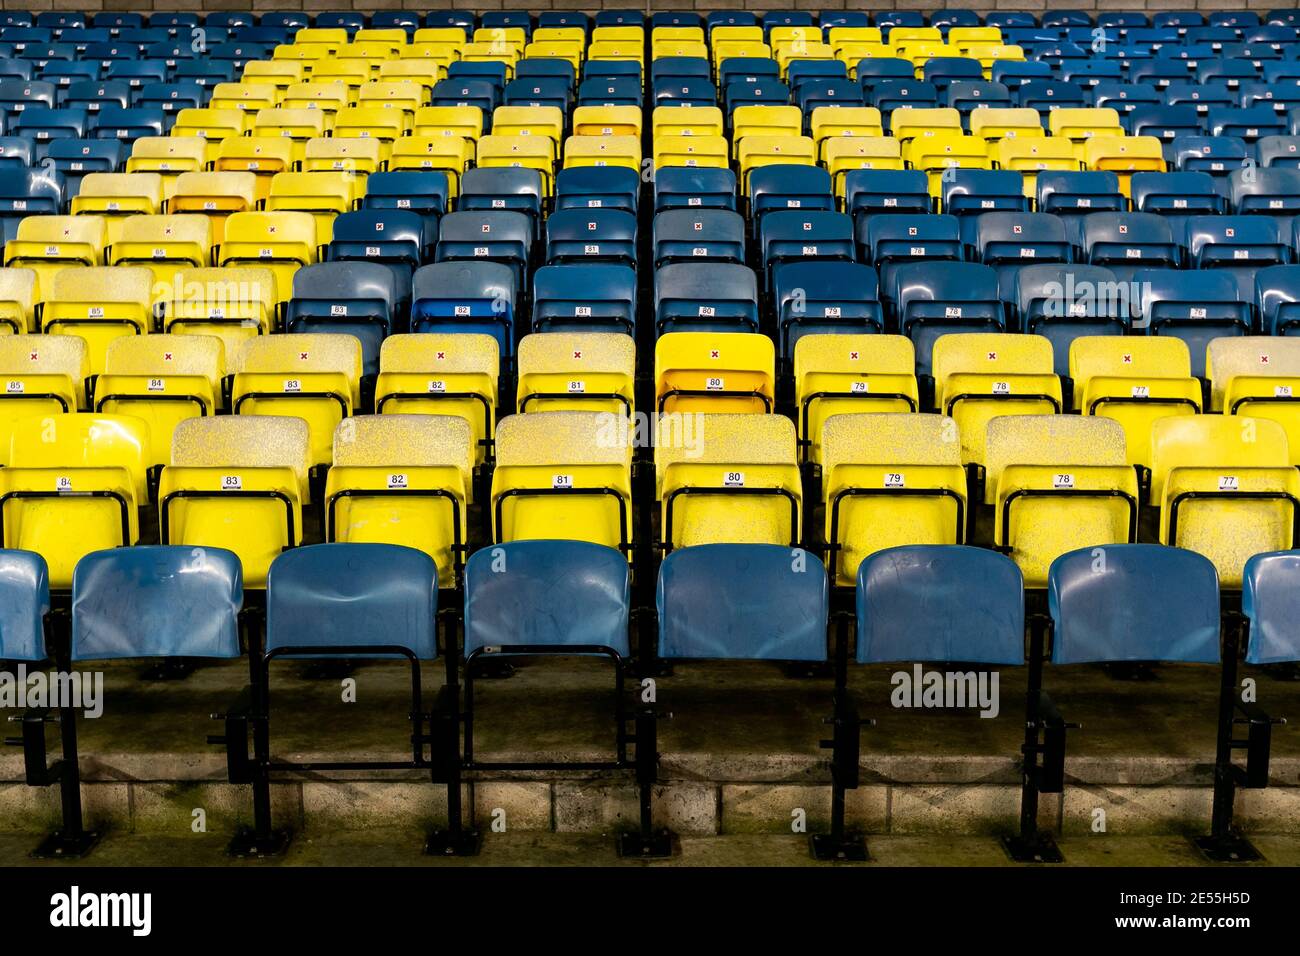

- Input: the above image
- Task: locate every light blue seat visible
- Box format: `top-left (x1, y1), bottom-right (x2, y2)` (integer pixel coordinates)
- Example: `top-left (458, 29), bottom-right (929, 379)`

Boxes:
top-left (1241, 551), bottom-right (1300, 665)
top-left (0, 548), bottom-right (49, 662)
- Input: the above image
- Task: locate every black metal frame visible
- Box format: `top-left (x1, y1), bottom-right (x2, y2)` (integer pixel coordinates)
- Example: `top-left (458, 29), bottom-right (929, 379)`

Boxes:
top-left (660, 484), bottom-right (801, 554)
top-left (0, 393), bottom-right (71, 412)
top-left (944, 392), bottom-right (1063, 416)
top-left (798, 390), bottom-right (918, 460)
top-left (518, 391), bottom-right (632, 415)
top-left (94, 392), bottom-right (211, 415)
top-left (325, 487), bottom-right (466, 583)
top-left (657, 387), bottom-right (772, 413)
top-left (160, 488), bottom-right (297, 552)
top-left (2, 608), bottom-right (102, 858)
top-left (212, 607), bottom-right (479, 857)
top-left (1004, 614), bottom-right (1074, 863)
top-left (0, 489), bottom-right (132, 553)
top-left (494, 485), bottom-right (631, 554)
top-left (232, 389), bottom-right (349, 418)
top-left (1193, 612), bottom-right (1285, 863)
top-left (826, 486), bottom-right (965, 582)
top-left (1229, 394), bottom-right (1300, 414)
top-left (810, 610), bottom-right (872, 861)
top-left (996, 487), bottom-right (1139, 555)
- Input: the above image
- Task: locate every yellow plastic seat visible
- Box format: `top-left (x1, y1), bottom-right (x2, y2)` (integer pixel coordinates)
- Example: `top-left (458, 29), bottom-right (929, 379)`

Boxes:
top-left (209, 82), bottom-right (279, 114)
top-left (264, 171), bottom-right (359, 246)
top-left (653, 134), bottom-right (729, 170)
top-left (494, 105), bottom-right (566, 143)
top-left (656, 412), bottom-right (801, 551)
top-left (461, 42), bottom-right (519, 76)
top-left (406, 31), bottom-right (465, 71)
top-left (889, 27), bottom-right (943, 46)
top-left (293, 28), bottom-right (349, 53)
top-left (714, 25), bottom-right (764, 44)
top-left (836, 42), bottom-right (891, 78)
top-left (987, 415), bottom-right (1138, 587)
top-left (969, 107), bottom-right (1045, 143)
top-left (301, 137), bottom-right (385, 176)
top-left (69, 173), bottom-right (163, 242)
top-left (962, 43), bottom-right (1024, 74)
top-left (160, 415), bottom-right (308, 587)
top-left (3, 217), bottom-right (107, 306)
top-left (0, 413), bottom-right (149, 587)
top-left (1210, 337), bottom-right (1300, 466)
top-left (736, 135), bottom-right (816, 194)
top-left (170, 108), bottom-right (248, 162)
top-left (889, 107), bottom-right (963, 144)
top-left (821, 412), bottom-right (967, 586)
top-left (491, 410), bottom-right (633, 552)
top-left (731, 104), bottom-right (803, 155)
top-left (562, 135), bottom-right (641, 172)
top-left (94, 334), bottom-right (223, 466)
top-left (376, 332), bottom-right (499, 467)
top-left (651, 106), bottom-right (724, 139)
top-left (477, 134), bottom-right (557, 195)
top-left (156, 266), bottom-right (276, 358)
top-left (168, 171), bottom-right (259, 243)
top-left (1070, 335), bottom-right (1202, 469)
top-left (472, 27), bottom-right (526, 57)
top-left (572, 106), bottom-right (641, 139)
top-left (1082, 135), bottom-right (1165, 195)
top-left (356, 80), bottom-right (426, 116)
top-left (825, 137), bottom-right (905, 194)
top-left (650, 39), bottom-right (707, 61)
top-left (933, 332), bottom-right (1062, 476)
top-left (251, 108), bottom-right (330, 163)
top-left (377, 60), bottom-right (443, 93)
top-left (895, 40), bottom-right (955, 69)
top-left (325, 414), bottom-right (471, 587)
top-left (332, 105), bottom-right (411, 144)
top-left (904, 133), bottom-right (990, 192)
top-left (517, 332), bottom-right (635, 416)
top-left (271, 44), bottom-right (332, 73)
top-left (592, 26), bottom-right (643, 45)
top-left (949, 27), bottom-right (1003, 48)
top-left (650, 26), bottom-right (704, 45)
top-left (353, 28), bottom-right (408, 53)
top-left (107, 214), bottom-right (212, 285)
top-left (995, 137), bottom-right (1082, 194)
top-left (775, 41), bottom-right (835, 79)
top-left (41, 267), bottom-right (153, 375)
top-left (213, 138), bottom-right (297, 206)
top-left (125, 137), bottom-right (207, 194)
top-left (587, 42), bottom-right (644, 68)
top-left (232, 332), bottom-right (361, 468)
top-left (241, 60), bottom-right (304, 92)
top-left (0, 336), bottom-right (89, 447)
top-left (810, 107), bottom-right (885, 160)
top-left (1048, 107), bottom-right (1124, 144)
top-left (793, 334), bottom-right (918, 465)
top-left (655, 331), bottom-right (775, 415)
top-left (712, 40), bottom-right (772, 70)
top-left (0, 268), bottom-right (39, 334)
top-left (412, 105), bottom-right (484, 141)
top-left (828, 26), bottom-right (883, 47)
top-left (217, 211), bottom-right (319, 303)
top-left (525, 40), bottom-right (585, 69)
top-left (1151, 416), bottom-right (1300, 588)
top-left (388, 136), bottom-right (476, 197)
top-left (280, 81), bottom-right (352, 115)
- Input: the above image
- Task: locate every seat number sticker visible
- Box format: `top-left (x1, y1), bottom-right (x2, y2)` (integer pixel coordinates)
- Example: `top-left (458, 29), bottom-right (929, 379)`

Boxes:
top-left (454, 305), bottom-right (471, 316)
top-left (88, 307), bottom-right (104, 318)
top-left (1275, 385), bottom-right (1293, 398)
top-left (1053, 473), bottom-right (1075, 489)
top-left (1131, 384), bottom-right (1150, 398)
top-left (884, 472), bottom-right (905, 488)
top-left (330, 305), bottom-right (347, 316)
top-left (705, 376), bottom-right (724, 390)
top-left (552, 474), bottom-right (573, 489)
top-left (387, 473), bottom-right (408, 489)
top-left (426, 380), bottom-right (446, 393)
top-left (1218, 475), bottom-right (1239, 492)
top-left (283, 378), bottom-right (302, 393)
top-left (5, 380), bottom-right (22, 393)
top-left (944, 306), bottom-right (962, 318)
top-left (991, 380), bottom-right (1011, 394)
top-left (148, 378), bottom-right (165, 391)
top-left (575, 305), bottom-right (592, 317)
top-left (698, 306), bottom-right (715, 317)
top-left (55, 476), bottom-right (72, 491)
top-left (850, 381), bottom-right (870, 393)
top-left (567, 380), bottom-right (585, 393)
top-left (221, 475), bottom-right (242, 490)
top-left (723, 470), bottom-right (745, 487)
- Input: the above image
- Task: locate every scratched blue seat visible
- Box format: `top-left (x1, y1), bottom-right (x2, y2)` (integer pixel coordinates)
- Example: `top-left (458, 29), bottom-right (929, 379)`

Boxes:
top-left (0, 548), bottom-right (49, 664)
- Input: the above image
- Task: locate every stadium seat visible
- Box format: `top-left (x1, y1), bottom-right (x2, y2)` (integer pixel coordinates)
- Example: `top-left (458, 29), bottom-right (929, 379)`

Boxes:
top-left (893, 261), bottom-right (1004, 377)
top-left (40, 265), bottom-right (151, 374)
top-left (155, 266), bottom-right (276, 360)
top-left (324, 414), bottom-right (471, 587)
top-left (1257, 264), bottom-right (1300, 335)
top-left (773, 260), bottom-right (884, 357)
top-left (655, 413), bottom-right (800, 550)
top-left (517, 331), bottom-right (635, 417)
top-left (0, 268), bottom-right (41, 334)
top-left (410, 260), bottom-right (516, 357)
top-left (545, 209), bottom-right (637, 267)
top-left (531, 263), bottom-right (636, 336)
top-left (284, 262), bottom-right (397, 377)
top-left (0, 335), bottom-right (89, 447)
top-left (654, 330), bottom-right (774, 415)
top-left (1080, 211), bottom-right (1181, 282)
top-left (1136, 268), bottom-right (1250, 377)
top-left (218, 210), bottom-right (318, 303)
top-left (1150, 416), bottom-right (1299, 586)
top-left (654, 261), bottom-right (759, 335)
top-left (1208, 337), bottom-right (1300, 466)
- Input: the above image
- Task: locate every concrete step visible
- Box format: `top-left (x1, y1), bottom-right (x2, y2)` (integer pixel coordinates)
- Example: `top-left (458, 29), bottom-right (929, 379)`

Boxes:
top-left (3, 658), bottom-right (1298, 840)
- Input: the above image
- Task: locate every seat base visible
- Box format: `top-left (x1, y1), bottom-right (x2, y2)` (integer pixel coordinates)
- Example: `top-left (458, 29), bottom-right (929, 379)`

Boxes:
top-left (425, 827), bottom-right (482, 857)
top-left (617, 827), bottom-right (674, 858)
top-left (809, 832), bottom-right (868, 862)
top-left (227, 826), bottom-right (292, 859)
top-left (1001, 832), bottom-right (1064, 864)
top-left (30, 827), bottom-right (102, 860)
top-left (1192, 832), bottom-right (1263, 864)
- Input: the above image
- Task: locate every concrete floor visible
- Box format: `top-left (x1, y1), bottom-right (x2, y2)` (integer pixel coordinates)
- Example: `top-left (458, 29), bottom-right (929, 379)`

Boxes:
top-left (3, 828), bottom-right (1298, 867)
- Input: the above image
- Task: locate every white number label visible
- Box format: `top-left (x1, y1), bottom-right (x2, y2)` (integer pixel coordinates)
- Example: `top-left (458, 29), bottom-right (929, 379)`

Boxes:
top-left (1053, 473), bottom-right (1075, 489)
top-left (387, 473), bottom-right (408, 489)
top-left (1218, 475), bottom-right (1239, 492)
top-left (884, 472), bottom-right (905, 488)
top-left (283, 379), bottom-right (302, 393)
top-left (552, 474), bottom-right (573, 489)
top-left (705, 376), bottom-right (725, 391)
top-left (221, 475), bottom-right (242, 490)
top-left (723, 471), bottom-right (745, 487)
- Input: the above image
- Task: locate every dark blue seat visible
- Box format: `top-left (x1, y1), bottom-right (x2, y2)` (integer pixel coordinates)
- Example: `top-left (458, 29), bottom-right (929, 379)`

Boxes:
top-left (104, 59), bottom-right (167, 91)
top-left (843, 169), bottom-right (931, 221)
top-left (1170, 133), bottom-right (1247, 177)
top-left (410, 260), bottom-right (516, 355)
top-left (1230, 167), bottom-right (1300, 216)
top-left (515, 59), bottom-right (576, 90)
top-left (747, 163), bottom-right (834, 232)
top-left (856, 57), bottom-right (914, 95)
top-left (758, 209), bottom-right (854, 289)
top-left (459, 167), bottom-right (544, 236)
top-left (943, 170), bottom-right (1029, 217)
top-left (1092, 82), bottom-right (1161, 115)
top-left (653, 77), bottom-right (717, 108)
top-left (861, 213), bottom-right (963, 312)
top-left (651, 56), bottom-right (710, 86)
top-left (654, 261), bottom-right (758, 335)
top-left (871, 79), bottom-right (940, 113)
top-left (895, 260), bottom-right (1004, 375)
top-left (1257, 135), bottom-right (1300, 169)
top-left (362, 171), bottom-right (449, 223)
top-left (1011, 262), bottom-right (1128, 370)
top-left (1035, 171), bottom-right (1126, 249)
top-left (0, 136), bottom-right (33, 168)
top-left (1017, 79), bottom-right (1088, 112)
top-left (285, 261), bottom-right (398, 376)
top-left (554, 165), bottom-right (639, 216)
top-left (946, 80), bottom-right (1012, 112)
top-left (545, 208), bottom-right (637, 267)
top-left (89, 105), bottom-right (166, 143)
top-left (991, 60), bottom-right (1051, 92)
top-left (1081, 211), bottom-right (1181, 282)
top-left (658, 544), bottom-right (827, 662)
top-left (503, 76), bottom-right (569, 112)
top-left (1242, 551), bottom-right (1300, 665)
top-left (1125, 104), bottom-right (1204, 143)
top-left (654, 167), bottom-right (737, 213)
top-left (0, 77), bottom-right (54, 110)
top-left (796, 79), bottom-right (861, 114)
top-left (531, 263), bottom-right (636, 335)
top-left (923, 56), bottom-right (984, 89)
top-left (1256, 263), bottom-right (1300, 334)
top-left (434, 210), bottom-right (531, 287)
top-left (1185, 213), bottom-right (1289, 269)
top-left (1137, 268), bottom-right (1251, 374)
top-left (431, 77), bottom-right (500, 113)
top-left (718, 56), bottom-right (779, 91)
top-left (1130, 170), bottom-right (1226, 216)
top-left (46, 137), bottom-right (123, 196)
top-left (137, 81), bottom-right (206, 114)
top-left (0, 548), bottom-right (49, 662)
top-left (773, 260), bottom-right (883, 357)
top-left (652, 208), bottom-right (746, 267)
top-left (0, 166), bottom-right (64, 248)
top-left (1209, 105), bottom-right (1286, 142)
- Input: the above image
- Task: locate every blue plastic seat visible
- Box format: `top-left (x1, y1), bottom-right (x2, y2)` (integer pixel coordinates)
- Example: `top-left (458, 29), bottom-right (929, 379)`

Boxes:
top-left (531, 263), bottom-right (636, 335)
top-left (1184, 213), bottom-right (1289, 268)
top-left (459, 167), bottom-right (544, 239)
top-left (651, 56), bottom-right (711, 86)
top-left (1170, 134), bottom-right (1248, 177)
top-left (1257, 136), bottom-right (1300, 169)
top-left (432, 77), bottom-right (500, 114)
top-left (1091, 82), bottom-right (1161, 115)
top-left (362, 171), bottom-right (449, 224)
top-left (871, 79), bottom-right (940, 113)
top-left (653, 77), bottom-right (717, 109)
top-left (1256, 263), bottom-right (1300, 334)
top-left (654, 167), bottom-right (737, 213)
top-left (1230, 167), bottom-right (1300, 216)
top-left (653, 261), bottom-right (758, 335)
top-left (946, 80), bottom-right (1012, 112)
top-left (797, 79), bottom-right (863, 114)
top-left (0, 549), bottom-right (49, 662)
top-left (894, 261), bottom-right (1004, 375)
top-left (718, 57), bottom-right (779, 91)
top-left (943, 170), bottom-right (1029, 217)
top-left (577, 76), bottom-right (641, 108)
top-left (787, 60), bottom-right (848, 93)
top-left (990, 60), bottom-right (1051, 91)
top-left (503, 76), bottom-right (569, 112)
top-left (1130, 170), bottom-right (1226, 216)
top-left (653, 208), bottom-right (746, 267)
top-left (1011, 263), bottom-right (1128, 369)
top-left (555, 166), bottom-right (639, 216)
top-left (90, 105), bottom-right (166, 143)
top-left (515, 58), bottom-right (576, 90)
top-left (758, 209), bottom-right (854, 288)
top-left (410, 260), bottom-right (516, 355)
top-left (434, 210), bottom-right (531, 287)
top-left (1035, 171), bottom-right (1127, 247)
top-left (1081, 211), bottom-right (1182, 282)
top-left (970, 212), bottom-right (1072, 294)
top-left (0, 166), bottom-right (63, 249)
top-left (1016, 79), bottom-right (1088, 112)
top-left (0, 77), bottom-right (54, 110)
top-left (104, 59), bottom-right (167, 91)
top-left (0, 136), bottom-right (33, 168)
top-left (724, 79), bottom-right (790, 113)
top-left (843, 169), bottom-right (931, 221)
top-left (545, 208), bottom-right (637, 267)
top-left (1124, 105), bottom-right (1204, 143)
top-left (748, 164), bottom-right (834, 231)
top-left (856, 57), bottom-right (915, 95)
top-left (1242, 551), bottom-right (1300, 665)
top-left (46, 137), bottom-right (122, 196)
top-left (40, 60), bottom-right (98, 90)
top-left (861, 213), bottom-right (963, 311)
top-left (286, 261), bottom-right (398, 376)
top-left (137, 81), bottom-right (206, 114)
top-left (1062, 60), bottom-right (1123, 90)
top-left (1209, 105), bottom-right (1286, 142)
top-left (1138, 268), bottom-right (1249, 372)
top-left (773, 260), bottom-right (883, 357)
top-left (923, 56), bottom-right (984, 89)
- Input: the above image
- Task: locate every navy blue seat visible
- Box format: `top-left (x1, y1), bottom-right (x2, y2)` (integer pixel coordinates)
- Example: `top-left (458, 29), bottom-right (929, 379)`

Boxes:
top-left (653, 77), bottom-right (717, 108)
top-left (652, 56), bottom-right (710, 86)
top-left (0, 136), bottom-right (33, 168)
top-left (90, 105), bottom-right (166, 143)
top-left (796, 79), bottom-right (862, 114)
top-left (1061, 60), bottom-right (1123, 90)
top-left (1170, 134), bottom-right (1247, 178)
top-left (531, 263), bottom-right (636, 335)
top-left (286, 261), bottom-right (398, 376)
top-left (946, 80), bottom-right (1012, 112)
top-left (362, 171), bottom-right (448, 224)
top-left (923, 56), bottom-right (984, 89)
top-left (861, 213), bottom-right (963, 313)
top-left (12, 105), bottom-right (86, 158)
top-left (431, 77), bottom-right (500, 113)
top-left (1185, 214), bottom-right (1289, 270)
top-left (1036, 171), bottom-right (1126, 248)
top-left (1256, 264), bottom-right (1300, 334)
top-left (1011, 263), bottom-right (1128, 370)
top-left (943, 170), bottom-right (1029, 217)
top-left (787, 60), bottom-right (847, 94)
top-left (970, 212), bottom-right (1072, 292)
top-left (1017, 79), bottom-right (1088, 112)
top-left (747, 164), bottom-right (834, 232)
top-left (843, 169), bottom-right (931, 221)
top-left (46, 137), bottom-right (122, 196)
top-left (1081, 211), bottom-right (1181, 282)
top-left (871, 79), bottom-right (940, 113)
top-left (654, 167), bottom-right (737, 213)
top-left (991, 60), bottom-right (1051, 91)
top-left (554, 166), bottom-right (639, 216)
top-left (0, 167), bottom-right (63, 248)
top-left (0, 77), bottom-right (54, 110)
top-left (435, 210), bottom-right (531, 288)
top-left (1125, 105), bottom-right (1204, 143)
top-left (459, 167), bottom-right (544, 239)
top-left (654, 261), bottom-right (758, 335)
top-left (718, 57), bottom-right (779, 91)
top-left (652, 208), bottom-right (746, 267)
top-left (1230, 167), bottom-right (1300, 216)
top-left (41, 60), bottom-right (98, 90)
top-left (503, 76), bottom-right (569, 112)
top-left (1092, 83), bottom-right (1161, 115)
top-left (773, 260), bottom-right (883, 357)
top-left (758, 209), bottom-right (854, 288)
top-left (515, 59), bottom-right (577, 90)
top-left (137, 81), bottom-right (206, 114)
top-left (894, 261), bottom-right (1004, 375)
top-left (1130, 170), bottom-right (1226, 216)
top-left (545, 208), bottom-right (637, 266)
top-left (1257, 136), bottom-right (1300, 169)
top-left (1137, 268), bottom-right (1251, 374)
top-left (1209, 105), bottom-right (1286, 142)
top-left (856, 57), bottom-right (915, 95)
top-left (410, 260), bottom-right (516, 356)
top-left (104, 59), bottom-right (167, 91)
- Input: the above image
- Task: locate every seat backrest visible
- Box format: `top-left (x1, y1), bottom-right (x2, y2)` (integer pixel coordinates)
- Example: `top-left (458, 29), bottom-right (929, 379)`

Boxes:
top-left (71, 545), bottom-right (242, 660)
top-left (856, 545), bottom-right (1024, 664)
top-left (1048, 544), bottom-right (1220, 663)
top-left (657, 543), bottom-right (827, 661)
top-left (266, 543), bottom-right (438, 659)
top-left (1242, 551), bottom-right (1300, 665)
top-left (0, 549), bottom-right (50, 661)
